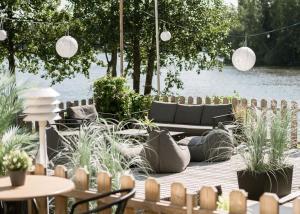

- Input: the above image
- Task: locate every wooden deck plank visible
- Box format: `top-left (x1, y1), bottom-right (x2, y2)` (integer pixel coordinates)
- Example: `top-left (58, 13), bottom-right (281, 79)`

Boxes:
top-left (134, 151), bottom-right (300, 199)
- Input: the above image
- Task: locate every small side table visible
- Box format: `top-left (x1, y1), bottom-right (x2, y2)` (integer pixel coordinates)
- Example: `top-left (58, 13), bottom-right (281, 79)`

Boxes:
top-left (0, 175), bottom-right (74, 214)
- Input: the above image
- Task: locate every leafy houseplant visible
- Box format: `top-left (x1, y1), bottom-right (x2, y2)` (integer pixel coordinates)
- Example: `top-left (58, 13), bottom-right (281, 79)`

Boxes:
top-left (3, 150), bottom-right (32, 186)
top-left (237, 109), bottom-right (292, 200)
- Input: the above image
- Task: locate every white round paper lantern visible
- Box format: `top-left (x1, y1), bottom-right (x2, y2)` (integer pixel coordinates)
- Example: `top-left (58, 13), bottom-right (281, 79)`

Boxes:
top-left (160, 31), bottom-right (171, 42)
top-left (232, 47), bottom-right (256, 71)
top-left (56, 35), bottom-right (78, 58)
top-left (0, 30), bottom-right (7, 41)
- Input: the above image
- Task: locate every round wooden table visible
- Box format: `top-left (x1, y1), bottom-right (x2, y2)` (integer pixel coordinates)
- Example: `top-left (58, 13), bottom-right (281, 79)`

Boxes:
top-left (0, 175), bottom-right (74, 201)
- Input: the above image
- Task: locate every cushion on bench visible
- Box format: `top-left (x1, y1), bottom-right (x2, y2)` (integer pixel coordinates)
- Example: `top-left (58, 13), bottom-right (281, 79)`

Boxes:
top-left (67, 104), bottom-right (98, 121)
top-left (201, 104), bottom-right (233, 126)
top-left (141, 130), bottom-right (190, 173)
top-left (174, 104), bottom-right (204, 125)
top-left (149, 101), bottom-right (177, 123)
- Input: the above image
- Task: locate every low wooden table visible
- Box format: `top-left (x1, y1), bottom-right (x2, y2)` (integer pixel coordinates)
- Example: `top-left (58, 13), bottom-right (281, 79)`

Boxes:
top-left (0, 175), bottom-right (74, 213)
top-left (115, 129), bottom-right (185, 140)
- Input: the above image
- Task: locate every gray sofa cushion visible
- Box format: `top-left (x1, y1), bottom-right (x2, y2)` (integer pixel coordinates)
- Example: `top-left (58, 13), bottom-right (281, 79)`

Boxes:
top-left (142, 130), bottom-right (190, 173)
top-left (149, 101), bottom-right (177, 123)
top-left (68, 104), bottom-right (98, 121)
top-left (174, 104), bottom-right (204, 125)
top-left (178, 129), bottom-right (233, 162)
top-left (201, 104), bottom-right (233, 126)
top-left (155, 123), bottom-right (213, 135)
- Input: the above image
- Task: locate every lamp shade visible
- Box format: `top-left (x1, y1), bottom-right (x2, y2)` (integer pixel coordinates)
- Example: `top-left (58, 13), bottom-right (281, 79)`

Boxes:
top-left (56, 35), bottom-right (78, 58)
top-left (232, 47), bottom-right (256, 71)
top-left (160, 31), bottom-right (171, 42)
top-left (0, 30), bottom-right (7, 41)
top-left (22, 87), bottom-right (61, 122)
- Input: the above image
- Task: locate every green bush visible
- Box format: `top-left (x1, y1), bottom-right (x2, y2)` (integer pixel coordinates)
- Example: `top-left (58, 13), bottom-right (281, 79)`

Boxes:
top-left (93, 76), bottom-right (153, 120)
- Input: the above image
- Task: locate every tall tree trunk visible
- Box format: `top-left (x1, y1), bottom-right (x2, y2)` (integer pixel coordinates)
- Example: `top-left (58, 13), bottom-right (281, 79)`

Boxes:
top-left (144, 33), bottom-right (156, 95)
top-left (106, 48), bottom-right (118, 77)
top-left (132, 37), bottom-right (141, 93)
top-left (7, 9), bottom-right (15, 74)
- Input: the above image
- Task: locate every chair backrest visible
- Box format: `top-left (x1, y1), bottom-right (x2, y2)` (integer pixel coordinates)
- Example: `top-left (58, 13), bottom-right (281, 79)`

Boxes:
top-left (70, 188), bottom-right (135, 214)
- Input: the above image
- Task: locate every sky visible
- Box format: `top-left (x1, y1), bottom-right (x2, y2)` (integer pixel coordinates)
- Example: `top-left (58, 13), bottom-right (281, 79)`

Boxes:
top-left (225, 0), bottom-right (238, 6)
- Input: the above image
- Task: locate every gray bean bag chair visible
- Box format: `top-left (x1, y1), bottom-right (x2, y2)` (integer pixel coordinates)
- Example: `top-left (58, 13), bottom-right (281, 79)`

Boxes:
top-left (178, 129), bottom-right (233, 162)
top-left (141, 130), bottom-right (190, 173)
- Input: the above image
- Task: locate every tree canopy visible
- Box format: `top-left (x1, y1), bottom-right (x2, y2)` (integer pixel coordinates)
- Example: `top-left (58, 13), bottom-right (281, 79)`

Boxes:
top-left (0, 0), bottom-right (95, 83)
top-left (230, 0), bottom-right (300, 66)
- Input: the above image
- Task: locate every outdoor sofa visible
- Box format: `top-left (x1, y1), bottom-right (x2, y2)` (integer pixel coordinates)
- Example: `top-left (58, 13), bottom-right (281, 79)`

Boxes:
top-left (148, 101), bottom-right (235, 136)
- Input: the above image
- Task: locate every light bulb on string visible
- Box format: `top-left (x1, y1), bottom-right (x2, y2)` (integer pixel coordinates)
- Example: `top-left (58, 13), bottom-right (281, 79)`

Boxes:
top-left (160, 24), bottom-right (171, 42)
top-left (0, 19), bottom-right (7, 41)
top-left (232, 35), bottom-right (256, 71)
top-left (56, 28), bottom-right (78, 58)
top-left (267, 33), bottom-right (271, 39)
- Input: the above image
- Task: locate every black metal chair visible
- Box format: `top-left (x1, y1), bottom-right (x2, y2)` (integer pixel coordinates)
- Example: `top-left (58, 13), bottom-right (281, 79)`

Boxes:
top-left (70, 188), bottom-right (135, 214)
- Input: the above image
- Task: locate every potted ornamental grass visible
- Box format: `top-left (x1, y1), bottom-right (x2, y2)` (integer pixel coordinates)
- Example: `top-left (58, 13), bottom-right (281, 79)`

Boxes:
top-left (3, 150), bottom-right (32, 186)
top-left (237, 109), bottom-right (292, 200)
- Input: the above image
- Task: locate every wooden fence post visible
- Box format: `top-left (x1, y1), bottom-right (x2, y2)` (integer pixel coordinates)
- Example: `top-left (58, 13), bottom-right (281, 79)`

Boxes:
top-left (145, 178), bottom-right (160, 214)
top-left (251, 99), bottom-right (257, 108)
top-left (121, 174), bottom-right (136, 214)
top-left (291, 101), bottom-right (298, 147)
top-left (170, 96), bottom-right (176, 103)
top-left (261, 99), bottom-right (268, 110)
top-left (171, 182), bottom-right (186, 207)
top-left (232, 98), bottom-right (239, 110)
top-left (179, 96), bottom-right (185, 104)
top-left (271, 100), bottom-right (277, 113)
top-left (97, 172), bottom-right (112, 214)
top-left (205, 97), bottom-right (211, 104)
top-left (34, 164), bottom-right (48, 214)
top-left (199, 186), bottom-right (217, 211)
top-left (54, 166), bottom-right (68, 214)
top-left (188, 96), bottom-right (194, 104)
top-left (74, 168), bottom-right (89, 212)
top-left (214, 97), bottom-right (220, 104)
top-left (229, 190), bottom-right (247, 214)
top-left (260, 193), bottom-right (279, 214)
top-left (197, 97), bottom-right (202, 104)
top-left (162, 96), bottom-right (168, 102)
top-left (81, 99), bottom-right (87, 106)
top-left (223, 97), bottom-right (229, 104)
top-left (293, 197), bottom-right (300, 214)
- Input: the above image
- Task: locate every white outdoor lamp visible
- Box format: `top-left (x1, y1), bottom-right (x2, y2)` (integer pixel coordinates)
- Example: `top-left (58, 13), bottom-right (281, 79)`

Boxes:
top-left (0, 19), bottom-right (7, 41)
top-left (232, 46), bottom-right (256, 71)
top-left (160, 25), bottom-right (171, 42)
top-left (56, 35), bottom-right (78, 58)
top-left (22, 88), bottom-right (61, 167)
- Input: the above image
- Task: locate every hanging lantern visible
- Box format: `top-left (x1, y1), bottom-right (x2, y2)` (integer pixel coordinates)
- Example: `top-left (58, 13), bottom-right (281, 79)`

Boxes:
top-left (232, 47), bottom-right (256, 71)
top-left (160, 30), bottom-right (171, 42)
top-left (0, 30), bottom-right (7, 41)
top-left (56, 35), bottom-right (78, 58)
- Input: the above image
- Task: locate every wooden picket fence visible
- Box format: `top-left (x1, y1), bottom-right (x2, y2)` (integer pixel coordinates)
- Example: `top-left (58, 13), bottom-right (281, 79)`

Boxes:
top-left (59, 96), bottom-right (299, 145)
top-left (30, 164), bottom-right (300, 214)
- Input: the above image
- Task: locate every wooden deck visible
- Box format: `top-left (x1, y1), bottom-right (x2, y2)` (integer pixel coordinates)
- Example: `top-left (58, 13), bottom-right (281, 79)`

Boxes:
top-left (134, 150), bottom-right (300, 199)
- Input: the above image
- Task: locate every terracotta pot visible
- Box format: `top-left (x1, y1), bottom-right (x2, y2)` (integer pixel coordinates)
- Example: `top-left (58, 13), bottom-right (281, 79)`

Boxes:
top-left (8, 170), bottom-right (26, 186)
top-left (237, 166), bottom-right (293, 200)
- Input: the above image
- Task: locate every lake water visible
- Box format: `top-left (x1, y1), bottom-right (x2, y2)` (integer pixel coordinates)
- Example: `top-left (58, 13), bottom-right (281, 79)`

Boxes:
top-left (16, 65), bottom-right (300, 103)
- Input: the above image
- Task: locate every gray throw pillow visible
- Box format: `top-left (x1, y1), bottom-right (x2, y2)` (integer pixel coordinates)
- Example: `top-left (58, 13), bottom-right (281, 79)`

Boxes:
top-left (149, 101), bottom-right (177, 123)
top-left (178, 129), bottom-right (233, 162)
top-left (200, 104), bottom-right (233, 126)
top-left (174, 104), bottom-right (204, 125)
top-left (68, 105), bottom-right (98, 121)
top-left (142, 130), bottom-right (190, 173)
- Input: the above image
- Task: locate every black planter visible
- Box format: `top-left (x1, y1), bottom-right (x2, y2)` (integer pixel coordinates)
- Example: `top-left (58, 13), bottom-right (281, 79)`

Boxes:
top-left (237, 166), bottom-right (293, 201)
top-left (9, 171), bottom-right (26, 187)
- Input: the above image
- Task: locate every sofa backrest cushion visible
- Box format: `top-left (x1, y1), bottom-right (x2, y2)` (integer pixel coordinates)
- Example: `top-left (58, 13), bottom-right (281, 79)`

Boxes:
top-left (149, 101), bottom-right (177, 123)
top-left (201, 104), bottom-right (233, 126)
top-left (174, 104), bottom-right (204, 125)
top-left (142, 130), bottom-right (190, 173)
top-left (68, 104), bottom-right (98, 121)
